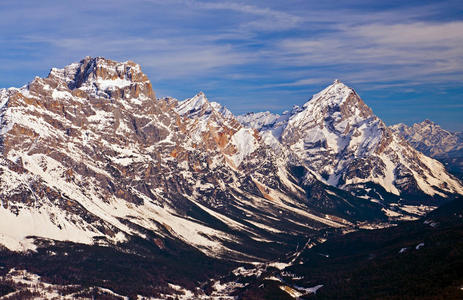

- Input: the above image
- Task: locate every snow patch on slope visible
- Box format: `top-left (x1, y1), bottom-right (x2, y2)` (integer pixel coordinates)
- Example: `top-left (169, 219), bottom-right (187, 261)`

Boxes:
top-left (0, 206), bottom-right (96, 251)
top-left (230, 128), bottom-right (259, 166)
top-left (237, 111), bottom-right (280, 130)
top-left (176, 92), bottom-right (208, 116)
top-left (96, 78), bottom-right (132, 90)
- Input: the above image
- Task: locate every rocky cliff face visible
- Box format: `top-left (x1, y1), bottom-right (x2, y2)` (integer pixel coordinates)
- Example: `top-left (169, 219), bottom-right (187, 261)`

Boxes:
top-left (0, 57), bottom-right (185, 251)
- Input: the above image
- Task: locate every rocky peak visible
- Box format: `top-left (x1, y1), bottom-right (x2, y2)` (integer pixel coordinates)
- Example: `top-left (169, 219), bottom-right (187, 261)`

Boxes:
top-left (0, 56), bottom-right (174, 161)
top-left (301, 80), bottom-right (373, 120)
top-left (272, 81), bottom-right (463, 198)
top-left (176, 92), bottom-right (209, 117)
top-left (390, 123), bottom-right (407, 132)
top-left (210, 101), bottom-right (234, 119)
top-left (176, 92), bottom-right (234, 121)
top-left (281, 81), bottom-right (379, 149)
top-left (413, 119), bottom-right (440, 132)
top-left (236, 111), bottom-right (281, 130)
top-left (174, 91), bottom-right (257, 167)
top-left (47, 56), bottom-right (155, 101)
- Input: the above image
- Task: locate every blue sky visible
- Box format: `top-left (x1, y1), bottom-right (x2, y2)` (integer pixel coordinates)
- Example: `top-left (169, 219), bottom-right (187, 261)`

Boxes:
top-left (1, 0), bottom-right (462, 130)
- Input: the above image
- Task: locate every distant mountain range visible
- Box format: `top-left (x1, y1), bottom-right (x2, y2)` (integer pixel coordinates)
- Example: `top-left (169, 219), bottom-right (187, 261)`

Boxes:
top-left (0, 57), bottom-right (461, 299)
top-left (391, 120), bottom-right (463, 179)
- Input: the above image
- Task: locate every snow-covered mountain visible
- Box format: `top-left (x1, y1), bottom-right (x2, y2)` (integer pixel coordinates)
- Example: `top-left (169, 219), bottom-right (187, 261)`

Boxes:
top-left (0, 57), bottom-right (462, 298)
top-left (236, 111), bottom-right (281, 130)
top-left (239, 80), bottom-right (463, 203)
top-left (0, 57), bottom-right (368, 259)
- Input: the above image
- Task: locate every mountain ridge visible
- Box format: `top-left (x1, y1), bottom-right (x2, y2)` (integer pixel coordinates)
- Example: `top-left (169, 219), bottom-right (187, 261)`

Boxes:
top-left (0, 57), bottom-right (462, 298)
top-left (0, 57), bottom-right (353, 256)
top-left (240, 80), bottom-right (462, 201)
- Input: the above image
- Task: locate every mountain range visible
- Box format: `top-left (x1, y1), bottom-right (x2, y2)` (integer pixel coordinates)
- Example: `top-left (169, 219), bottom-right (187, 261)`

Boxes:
top-left (391, 120), bottom-right (463, 179)
top-left (0, 57), bottom-right (462, 299)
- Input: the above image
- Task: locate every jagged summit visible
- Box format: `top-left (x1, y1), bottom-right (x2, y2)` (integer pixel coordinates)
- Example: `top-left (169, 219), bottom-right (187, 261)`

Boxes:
top-left (49, 57), bottom-right (142, 86)
top-left (176, 92), bottom-right (234, 120)
top-left (46, 56), bottom-right (155, 100)
top-left (302, 80), bottom-right (372, 118)
top-left (288, 81), bottom-right (374, 145)
top-left (176, 91), bottom-right (209, 116)
top-left (174, 91), bottom-right (258, 167)
top-left (236, 111), bottom-right (280, 130)
top-left (422, 119), bottom-right (434, 125)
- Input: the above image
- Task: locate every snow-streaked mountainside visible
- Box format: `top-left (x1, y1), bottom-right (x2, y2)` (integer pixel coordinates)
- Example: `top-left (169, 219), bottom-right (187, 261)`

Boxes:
top-left (236, 111), bottom-right (281, 130)
top-left (176, 92), bottom-right (234, 120)
top-left (0, 57), bottom-right (360, 257)
top-left (239, 80), bottom-right (463, 201)
top-left (0, 57), bottom-right (462, 298)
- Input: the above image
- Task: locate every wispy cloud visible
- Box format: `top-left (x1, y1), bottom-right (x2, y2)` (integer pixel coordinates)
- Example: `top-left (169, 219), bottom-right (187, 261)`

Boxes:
top-left (193, 1), bottom-right (302, 31)
top-left (262, 78), bottom-right (327, 88)
top-left (145, 0), bottom-right (302, 31)
top-left (275, 20), bottom-right (463, 85)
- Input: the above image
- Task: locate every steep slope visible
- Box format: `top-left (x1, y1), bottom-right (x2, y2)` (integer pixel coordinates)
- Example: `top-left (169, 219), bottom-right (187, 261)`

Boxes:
top-left (170, 92), bottom-right (372, 233)
top-left (0, 57), bottom-right (366, 262)
top-left (241, 80), bottom-right (463, 207)
top-left (236, 111), bottom-right (281, 131)
top-left (391, 120), bottom-right (463, 179)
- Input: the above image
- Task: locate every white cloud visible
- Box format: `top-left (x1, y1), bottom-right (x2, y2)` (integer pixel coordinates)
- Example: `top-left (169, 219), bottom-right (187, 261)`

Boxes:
top-left (195, 1), bottom-right (302, 30)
